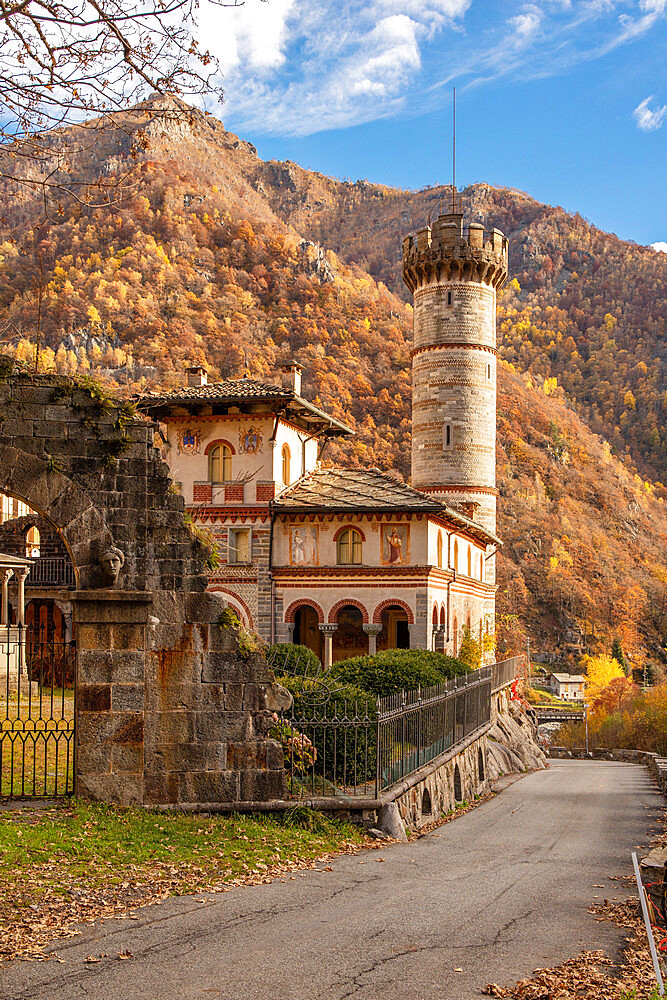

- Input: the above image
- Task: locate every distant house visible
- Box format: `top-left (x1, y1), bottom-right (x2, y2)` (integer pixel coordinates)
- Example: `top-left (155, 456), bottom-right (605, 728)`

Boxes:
top-left (548, 672), bottom-right (586, 701)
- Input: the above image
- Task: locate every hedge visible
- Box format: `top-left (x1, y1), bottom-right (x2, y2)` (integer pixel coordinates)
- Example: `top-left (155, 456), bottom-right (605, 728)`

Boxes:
top-left (329, 648), bottom-right (469, 698)
top-left (265, 643), bottom-right (322, 678)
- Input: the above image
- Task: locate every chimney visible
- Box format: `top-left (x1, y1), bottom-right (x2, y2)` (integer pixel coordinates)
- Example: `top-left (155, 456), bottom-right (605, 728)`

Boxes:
top-left (281, 363), bottom-right (303, 396)
top-left (457, 501), bottom-right (480, 521)
top-left (186, 364), bottom-right (208, 388)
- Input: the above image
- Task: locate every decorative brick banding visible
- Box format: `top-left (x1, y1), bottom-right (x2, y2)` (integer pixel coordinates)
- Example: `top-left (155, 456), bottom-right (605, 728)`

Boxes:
top-left (284, 598), bottom-right (324, 624)
top-left (372, 598), bottom-right (414, 624)
top-left (327, 598), bottom-right (369, 624)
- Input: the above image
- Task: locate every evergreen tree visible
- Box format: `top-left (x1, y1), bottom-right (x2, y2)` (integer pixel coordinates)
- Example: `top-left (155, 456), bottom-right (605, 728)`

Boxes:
top-left (611, 636), bottom-right (629, 675)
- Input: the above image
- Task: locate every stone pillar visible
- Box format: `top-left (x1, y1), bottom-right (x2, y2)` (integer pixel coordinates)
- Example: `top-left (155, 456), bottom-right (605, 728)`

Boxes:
top-left (73, 590), bottom-right (152, 807)
top-left (408, 623), bottom-right (418, 649)
top-left (0, 568), bottom-right (12, 625)
top-left (285, 622), bottom-right (295, 643)
top-left (363, 623), bottom-right (382, 656)
top-left (319, 624), bottom-right (337, 670)
top-left (16, 568), bottom-right (29, 626)
top-left (431, 626), bottom-right (439, 652)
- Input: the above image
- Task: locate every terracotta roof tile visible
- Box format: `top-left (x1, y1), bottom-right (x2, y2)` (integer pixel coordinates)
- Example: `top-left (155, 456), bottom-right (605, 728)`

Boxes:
top-left (135, 378), bottom-right (353, 436)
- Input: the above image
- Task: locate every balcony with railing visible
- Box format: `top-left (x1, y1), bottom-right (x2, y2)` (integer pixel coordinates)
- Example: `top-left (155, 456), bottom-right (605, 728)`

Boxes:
top-left (25, 557), bottom-right (75, 588)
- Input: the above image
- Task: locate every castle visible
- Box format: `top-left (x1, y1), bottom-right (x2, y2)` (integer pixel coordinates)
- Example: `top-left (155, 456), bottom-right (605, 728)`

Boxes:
top-left (137, 208), bottom-right (508, 664)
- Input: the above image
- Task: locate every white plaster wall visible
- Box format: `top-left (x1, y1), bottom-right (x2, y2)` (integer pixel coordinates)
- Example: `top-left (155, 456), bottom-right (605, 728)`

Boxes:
top-left (272, 423), bottom-right (319, 489)
top-left (162, 417), bottom-right (274, 504)
top-left (273, 515), bottom-right (430, 568)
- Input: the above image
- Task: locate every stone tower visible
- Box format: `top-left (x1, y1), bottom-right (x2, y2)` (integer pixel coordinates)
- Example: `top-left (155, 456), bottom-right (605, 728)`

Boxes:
top-left (402, 207), bottom-right (508, 581)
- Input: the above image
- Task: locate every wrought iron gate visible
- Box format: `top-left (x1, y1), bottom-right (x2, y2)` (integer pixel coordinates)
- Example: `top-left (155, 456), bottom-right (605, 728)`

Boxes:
top-left (1, 623), bottom-right (75, 797)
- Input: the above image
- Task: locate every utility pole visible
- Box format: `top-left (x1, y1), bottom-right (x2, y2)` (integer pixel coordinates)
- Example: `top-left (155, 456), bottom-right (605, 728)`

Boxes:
top-left (585, 701), bottom-right (589, 755)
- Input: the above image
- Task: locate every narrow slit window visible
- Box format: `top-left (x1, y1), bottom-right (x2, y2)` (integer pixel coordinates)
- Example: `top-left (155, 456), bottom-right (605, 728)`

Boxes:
top-left (447, 290), bottom-right (452, 306)
top-left (487, 363), bottom-right (491, 380)
top-left (228, 528), bottom-right (251, 564)
top-left (444, 423), bottom-right (453, 450)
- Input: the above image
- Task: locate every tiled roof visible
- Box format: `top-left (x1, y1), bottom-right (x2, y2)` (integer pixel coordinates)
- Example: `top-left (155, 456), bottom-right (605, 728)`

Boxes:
top-left (137, 378), bottom-right (293, 404)
top-left (135, 378), bottom-right (353, 436)
top-left (274, 468), bottom-right (501, 545)
top-left (275, 468), bottom-right (441, 512)
top-left (550, 673), bottom-right (586, 683)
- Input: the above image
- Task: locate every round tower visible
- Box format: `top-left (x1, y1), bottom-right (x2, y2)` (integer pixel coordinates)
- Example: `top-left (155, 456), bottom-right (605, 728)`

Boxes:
top-left (402, 209), bottom-right (508, 581)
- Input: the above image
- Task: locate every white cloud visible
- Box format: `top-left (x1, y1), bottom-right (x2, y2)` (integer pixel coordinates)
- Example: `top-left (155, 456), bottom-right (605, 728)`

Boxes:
top-left (199, 0), bottom-right (295, 74)
top-left (633, 95), bottom-right (667, 130)
top-left (509, 11), bottom-right (542, 39)
top-left (200, 1), bottom-right (667, 136)
top-left (651, 241), bottom-right (667, 251)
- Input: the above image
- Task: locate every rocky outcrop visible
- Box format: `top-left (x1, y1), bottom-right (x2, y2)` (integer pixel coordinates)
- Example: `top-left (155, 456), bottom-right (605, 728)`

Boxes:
top-left (487, 700), bottom-right (546, 780)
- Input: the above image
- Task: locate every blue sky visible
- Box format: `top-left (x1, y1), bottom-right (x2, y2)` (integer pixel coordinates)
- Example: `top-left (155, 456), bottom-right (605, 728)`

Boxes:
top-left (198, 1), bottom-right (667, 246)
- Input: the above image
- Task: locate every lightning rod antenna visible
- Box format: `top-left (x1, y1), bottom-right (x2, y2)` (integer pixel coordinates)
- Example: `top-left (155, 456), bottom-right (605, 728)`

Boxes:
top-left (452, 86), bottom-right (456, 213)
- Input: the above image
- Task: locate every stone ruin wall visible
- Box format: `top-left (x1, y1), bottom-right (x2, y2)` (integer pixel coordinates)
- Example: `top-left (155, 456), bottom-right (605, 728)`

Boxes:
top-left (0, 364), bottom-right (287, 807)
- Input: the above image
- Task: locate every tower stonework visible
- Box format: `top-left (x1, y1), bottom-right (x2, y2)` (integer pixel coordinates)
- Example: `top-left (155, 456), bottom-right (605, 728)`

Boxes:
top-left (403, 211), bottom-right (508, 583)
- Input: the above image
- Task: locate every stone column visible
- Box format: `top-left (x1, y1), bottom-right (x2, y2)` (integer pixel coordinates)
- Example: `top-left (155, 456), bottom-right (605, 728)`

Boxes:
top-left (319, 624), bottom-right (337, 670)
top-left (16, 568), bottom-right (30, 626)
top-left (363, 623), bottom-right (382, 656)
top-left (73, 590), bottom-right (152, 806)
top-left (285, 623), bottom-right (295, 643)
top-left (408, 623), bottom-right (419, 649)
top-left (431, 626), bottom-right (439, 652)
top-left (0, 568), bottom-right (12, 625)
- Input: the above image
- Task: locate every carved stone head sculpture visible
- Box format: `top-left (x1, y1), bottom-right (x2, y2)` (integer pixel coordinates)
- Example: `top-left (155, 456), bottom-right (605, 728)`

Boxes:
top-left (100, 546), bottom-right (125, 587)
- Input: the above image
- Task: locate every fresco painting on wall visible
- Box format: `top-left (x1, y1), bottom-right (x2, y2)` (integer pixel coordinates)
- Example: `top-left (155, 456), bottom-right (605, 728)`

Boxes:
top-left (239, 426), bottom-right (263, 454)
top-left (381, 524), bottom-right (409, 565)
top-left (178, 428), bottom-right (201, 454)
top-left (291, 525), bottom-right (318, 566)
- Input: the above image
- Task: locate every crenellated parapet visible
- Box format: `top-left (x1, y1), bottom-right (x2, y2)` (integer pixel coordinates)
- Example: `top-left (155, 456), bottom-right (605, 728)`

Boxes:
top-left (402, 213), bottom-right (508, 293)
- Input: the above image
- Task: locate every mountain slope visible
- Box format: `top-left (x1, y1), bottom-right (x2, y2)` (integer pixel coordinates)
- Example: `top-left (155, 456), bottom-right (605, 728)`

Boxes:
top-left (249, 164), bottom-right (667, 485)
top-left (0, 97), bottom-right (665, 663)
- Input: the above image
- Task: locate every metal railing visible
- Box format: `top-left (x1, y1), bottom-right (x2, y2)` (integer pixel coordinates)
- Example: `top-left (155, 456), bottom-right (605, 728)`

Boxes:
top-left (25, 556), bottom-right (75, 588)
top-left (492, 655), bottom-right (524, 692)
top-left (1, 623), bottom-right (75, 798)
top-left (276, 663), bottom-right (503, 800)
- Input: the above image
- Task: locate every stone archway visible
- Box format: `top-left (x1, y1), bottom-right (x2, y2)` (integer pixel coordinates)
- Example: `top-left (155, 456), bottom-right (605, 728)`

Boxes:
top-left (1, 448), bottom-right (113, 588)
top-left (0, 363), bottom-right (286, 807)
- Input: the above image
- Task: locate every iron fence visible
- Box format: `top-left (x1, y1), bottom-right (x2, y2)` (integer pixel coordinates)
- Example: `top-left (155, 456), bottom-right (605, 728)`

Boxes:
top-left (492, 655), bottom-right (525, 692)
top-left (1, 623), bottom-right (76, 798)
top-left (277, 664), bottom-right (497, 799)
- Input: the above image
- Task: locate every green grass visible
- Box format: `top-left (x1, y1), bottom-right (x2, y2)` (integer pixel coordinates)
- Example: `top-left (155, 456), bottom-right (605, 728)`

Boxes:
top-left (0, 800), bottom-right (364, 961)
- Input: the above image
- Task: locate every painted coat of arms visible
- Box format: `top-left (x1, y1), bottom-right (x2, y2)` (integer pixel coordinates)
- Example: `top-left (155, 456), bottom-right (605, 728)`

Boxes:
top-left (239, 426), bottom-right (263, 454)
top-left (177, 428), bottom-right (201, 454)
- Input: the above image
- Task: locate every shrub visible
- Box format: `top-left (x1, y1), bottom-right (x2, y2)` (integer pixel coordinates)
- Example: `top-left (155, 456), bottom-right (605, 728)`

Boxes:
top-left (329, 648), bottom-right (468, 698)
top-left (265, 643), bottom-right (322, 678)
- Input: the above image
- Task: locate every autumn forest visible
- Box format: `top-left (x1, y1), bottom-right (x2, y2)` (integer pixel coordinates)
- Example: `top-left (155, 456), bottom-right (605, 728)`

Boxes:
top-left (1, 97), bottom-right (665, 669)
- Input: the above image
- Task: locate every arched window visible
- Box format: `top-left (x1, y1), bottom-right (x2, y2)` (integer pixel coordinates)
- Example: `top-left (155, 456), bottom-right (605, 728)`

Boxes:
top-left (436, 531), bottom-right (443, 569)
top-left (467, 547), bottom-right (472, 577)
top-left (337, 528), bottom-right (363, 565)
top-left (25, 525), bottom-right (40, 558)
top-left (281, 444), bottom-right (291, 485)
top-left (432, 604), bottom-right (439, 626)
top-left (209, 443), bottom-right (232, 483)
top-left (454, 539), bottom-right (459, 573)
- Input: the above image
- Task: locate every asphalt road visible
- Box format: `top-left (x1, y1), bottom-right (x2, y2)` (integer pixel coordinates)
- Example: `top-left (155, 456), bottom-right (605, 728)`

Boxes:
top-left (5, 760), bottom-right (662, 1000)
